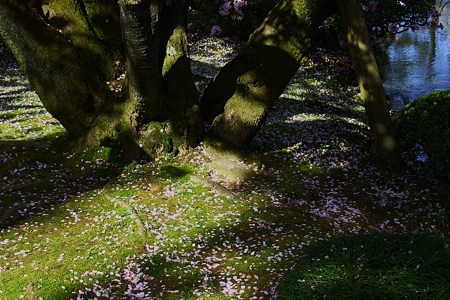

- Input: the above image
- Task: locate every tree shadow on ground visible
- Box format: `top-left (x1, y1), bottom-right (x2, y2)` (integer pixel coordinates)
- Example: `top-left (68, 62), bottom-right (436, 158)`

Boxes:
top-left (0, 41), bottom-right (125, 229)
top-left (15, 102), bottom-right (446, 299)
top-left (0, 135), bottom-right (124, 229)
top-left (1, 35), bottom-right (446, 299)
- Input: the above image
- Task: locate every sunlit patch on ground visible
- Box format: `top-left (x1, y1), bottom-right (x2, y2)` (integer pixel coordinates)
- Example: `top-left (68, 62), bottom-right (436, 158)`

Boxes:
top-left (0, 47), bottom-right (65, 142)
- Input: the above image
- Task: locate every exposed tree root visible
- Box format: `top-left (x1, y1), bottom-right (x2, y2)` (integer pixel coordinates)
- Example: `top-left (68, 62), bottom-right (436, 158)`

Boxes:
top-left (101, 187), bottom-right (148, 242)
top-left (28, 282), bottom-right (35, 300)
top-left (191, 175), bottom-right (236, 198)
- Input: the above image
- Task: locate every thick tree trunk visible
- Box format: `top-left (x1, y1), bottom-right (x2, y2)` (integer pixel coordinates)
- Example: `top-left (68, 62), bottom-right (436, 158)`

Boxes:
top-left (0, 0), bottom-right (202, 161)
top-left (0, 1), bottom-right (111, 136)
top-left (201, 0), bottom-right (334, 149)
top-left (118, 0), bottom-right (165, 123)
top-left (337, 0), bottom-right (404, 168)
top-left (131, 0), bottom-right (202, 160)
top-left (159, 0), bottom-right (202, 152)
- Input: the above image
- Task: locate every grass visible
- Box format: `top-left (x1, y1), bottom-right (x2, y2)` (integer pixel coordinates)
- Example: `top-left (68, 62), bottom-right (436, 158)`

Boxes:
top-left (0, 40), bottom-right (448, 299)
top-left (277, 233), bottom-right (450, 299)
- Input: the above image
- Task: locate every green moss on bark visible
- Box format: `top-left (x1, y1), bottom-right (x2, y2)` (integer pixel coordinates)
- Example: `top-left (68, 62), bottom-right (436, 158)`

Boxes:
top-left (202, 0), bottom-right (333, 148)
top-left (138, 122), bottom-right (172, 160)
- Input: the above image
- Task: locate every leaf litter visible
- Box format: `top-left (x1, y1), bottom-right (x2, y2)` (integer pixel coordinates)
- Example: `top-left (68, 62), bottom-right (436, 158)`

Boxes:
top-left (0, 38), bottom-right (447, 299)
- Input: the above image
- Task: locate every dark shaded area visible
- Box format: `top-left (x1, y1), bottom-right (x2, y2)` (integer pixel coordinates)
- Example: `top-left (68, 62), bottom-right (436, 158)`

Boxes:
top-left (1, 9), bottom-right (448, 297)
top-left (362, 0), bottom-right (435, 37)
top-left (0, 38), bottom-right (17, 66)
top-left (158, 165), bottom-right (191, 180)
top-left (277, 233), bottom-right (450, 299)
top-left (0, 136), bottom-right (124, 229)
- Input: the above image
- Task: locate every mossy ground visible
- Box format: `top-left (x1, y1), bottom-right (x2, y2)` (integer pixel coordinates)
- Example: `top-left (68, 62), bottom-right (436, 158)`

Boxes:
top-left (0, 40), bottom-right (448, 299)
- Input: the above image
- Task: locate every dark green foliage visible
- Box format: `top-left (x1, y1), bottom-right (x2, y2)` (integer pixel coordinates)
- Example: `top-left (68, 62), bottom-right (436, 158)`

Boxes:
top-left (394, 91), bottom-right (450, 179)
top-left (190, 0), bottom-right (278, 38)
top-left (362, 0), bottom-right (435, 37)
top-left (190, 0), bottom-right (436, 41)
top-left (277, 233), bottom-right (450, 299)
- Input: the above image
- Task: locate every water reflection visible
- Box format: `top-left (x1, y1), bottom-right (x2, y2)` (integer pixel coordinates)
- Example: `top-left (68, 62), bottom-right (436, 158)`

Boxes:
top-left (381, 4), bottom-right (450, 111)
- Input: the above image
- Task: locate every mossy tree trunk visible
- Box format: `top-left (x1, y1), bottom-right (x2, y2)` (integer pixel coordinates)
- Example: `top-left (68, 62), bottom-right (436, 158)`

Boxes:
top-left (0, 0), bottom-right (112, 136)
top-left (201, 0), bottom-right (335, 148)
top-left (0, 0), bottom-right (201, 161)
top-left (1, 0), bottom-right (403, 166)
top-left (159, 1), bottom-right (203, 155)
top-left (337, 0), bottom-right (404, 168)
top-left (117, 0), bottom-right (165, 123)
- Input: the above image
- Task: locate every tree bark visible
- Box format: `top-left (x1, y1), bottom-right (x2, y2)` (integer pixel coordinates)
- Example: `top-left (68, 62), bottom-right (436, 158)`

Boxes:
top-left (132, 0), bottom-right (202, 159)
top-left (2, 0), bottom-right (400, 166)
top-left (201, 0), bottom-right (334, 149)
top-left (159, 0), bottom-right (202, 152)
top-left (118, 0), bottom-right (165, 123)
top-left (337, 0), bottom-right (404, 168)
top-left (0, 1), bottom-right (111, 137)
top-left (0, 0), bottom-right (202, 161)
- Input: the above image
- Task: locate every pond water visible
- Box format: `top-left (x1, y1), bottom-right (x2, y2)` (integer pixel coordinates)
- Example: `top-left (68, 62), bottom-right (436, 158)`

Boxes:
top-left (381, 4), bottom-right (450, 111)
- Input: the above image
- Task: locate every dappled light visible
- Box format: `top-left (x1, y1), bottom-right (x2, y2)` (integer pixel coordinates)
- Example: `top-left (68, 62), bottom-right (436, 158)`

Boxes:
top-left (1, 35), bottom-right (447, 298)
top-left (338, 0), bottom-right (403, 167)
top-left (0, 50), bottom-right (65, 141)
top-left (1, 0), bottom-right (449, 297)
top-left (200, 0), bottom-right (335, 149)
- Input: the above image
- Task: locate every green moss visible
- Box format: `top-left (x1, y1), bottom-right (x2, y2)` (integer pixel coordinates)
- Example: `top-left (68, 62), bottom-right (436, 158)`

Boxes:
top-left (394, 91), bottom-right (450, 179)
top-left (138, 122), bottom-right (173, 159)
top-left (48, 0), bottom-right (116, 78)
top-left (158, 164), bottom-right (193, 181)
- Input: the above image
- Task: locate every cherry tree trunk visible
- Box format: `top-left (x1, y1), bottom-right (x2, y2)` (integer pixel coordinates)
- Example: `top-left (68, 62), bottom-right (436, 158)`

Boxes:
top-left (337, 0), bottom-right (404, 168)
top-left (0, 0), bottom-right (201, 161)
top-left (201, 0), bottom-right (334, 149)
